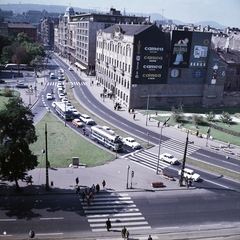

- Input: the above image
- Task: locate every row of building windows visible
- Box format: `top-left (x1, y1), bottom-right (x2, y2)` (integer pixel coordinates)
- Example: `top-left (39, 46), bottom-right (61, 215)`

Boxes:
top-left (97, 40), bottom-right (132, 57)
top-left (77, 29), bottom-right (88, 35)
top-left (77, 22), bottom-right (89, 28)
top-left (96, 52), bottom-right (131, 73)
top-left (76, 41), bottom-right (88, 49)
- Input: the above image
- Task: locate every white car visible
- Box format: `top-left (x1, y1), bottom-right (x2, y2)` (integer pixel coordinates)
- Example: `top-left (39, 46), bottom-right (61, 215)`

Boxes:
top-left (58, 93), bottom-right (65, 99)
top-left (80, 114), bottom-right (95, 125)
top-left (68, 67), bottom-right (73, 71)
top-left (50, 73), bottom-right (55, 79)
top-left (178, 168), bottom-right (201, 182)
top-left (72, 109), bottom-right (81, 117)
top-left (160, 153), bottom-right (179, 165)
top-left (51, 102), bottom-right (56, 108)
top-left (123, 137), bottom-right (141, 149)
top-left (46, 93), bottom-right (53, 100)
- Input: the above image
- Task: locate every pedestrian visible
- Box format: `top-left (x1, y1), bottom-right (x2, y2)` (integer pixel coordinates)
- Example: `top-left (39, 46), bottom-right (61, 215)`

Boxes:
top-left (86, 195), bottom-right (90, 207)
top-left (121, 226), bottom-right (127, 238)
top-left (132, 108), bottom-right (134, 113)
top-left (126, 230), bottom-right (130, 239)
top-left (76, 177), bottom-right (79, 186)
top-left (96, 183), bottom-right (100, 193)
top-left (196, 130), bottom-right (199, 137)
top-left (27, 175), bottom-right (33, 185)
top-left (81, 191), bottom-right (86, 202)
top-left (106, 218), bottom-right (111, 231)
top-left (185, 176), bottom-right (189, 188)
top-left (102, 180), bottom-right (106, 189)
top-left (128, 108), bottom-right (131, 113)
top-left (227, 142), bottom-right (230, 148)
top-left (76, 186), bottom-right (80, 194)
top-left (133, 114), bottom-right (136, 120)
top-left (149, 116), bottom-right (151, 121)
top-left (148, 235), bottom-right (153, 240)
top-left (158, 121), bottom-right (160, 127)
top-left (91, 184), bottom-right (95, 193)
top-left (89, 191), bottom-right (94, 202)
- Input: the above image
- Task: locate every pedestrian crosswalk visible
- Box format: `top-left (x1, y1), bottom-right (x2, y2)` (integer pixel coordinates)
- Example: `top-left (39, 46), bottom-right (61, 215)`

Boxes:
top-left (161, 138), bottom-right (200, 155)
top-left (80, 192), bottom-right (151, 232)
top-left (126, 150), bottom-right (170, 172)
top-left (47, 81), bottom-right (85, 86)
top-left (125, 139), bottom-right (201, 172)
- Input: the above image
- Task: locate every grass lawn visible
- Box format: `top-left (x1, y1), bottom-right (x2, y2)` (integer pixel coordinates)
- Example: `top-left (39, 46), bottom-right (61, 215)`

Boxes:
top-left (0, 89), bottom-right (20, 109)
top-left (141, 110), bottom-right (240, 146)
top-left (30, 113), bottom-right (116, 168)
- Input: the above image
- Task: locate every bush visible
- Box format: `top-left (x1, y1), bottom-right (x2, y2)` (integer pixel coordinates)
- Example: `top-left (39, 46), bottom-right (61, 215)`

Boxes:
top-left (220, 111), bottom-right (232, 124)
top-left (192, 114), bottom-right (203, 125)
top-left (172, 104), bottom-right (184, 123)
top-left (205, 111), bottom-right (216, 122)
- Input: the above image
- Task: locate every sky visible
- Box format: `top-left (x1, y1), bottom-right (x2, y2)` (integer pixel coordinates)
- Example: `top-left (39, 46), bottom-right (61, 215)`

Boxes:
top-left (1, 0), bottom-right (240, 27)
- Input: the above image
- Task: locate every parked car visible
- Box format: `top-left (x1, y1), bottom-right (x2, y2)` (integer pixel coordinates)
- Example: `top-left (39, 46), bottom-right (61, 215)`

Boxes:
top-left (51, 102), bottom-right (56, 108)
top-left (15, 83), bottom-right (28, 88)
top-left (80, 114), bottom-right (95, 125)
top-left (123, 137), bottom-right (141, 149)
top-left (72, 118), bottom-right (84, 128)
top-left (46, 93), bottom-right (53, 100)
top-left (72, 109), bottom-right (81, 117)
top-left (68, 67), bottom-right (73, 71)
top-left (0, 79), bottom-right (6, 84)
top-left (178, 168), bottom-right (200, 181)
top-left (160, 153), bottom-right (179, 165)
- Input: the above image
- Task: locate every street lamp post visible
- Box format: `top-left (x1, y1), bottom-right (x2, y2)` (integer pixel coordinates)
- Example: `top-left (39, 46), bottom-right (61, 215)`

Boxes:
top-left (126, 165), bottom-right (130, 189)
top-left (45, 123), bottom-right (49, 190)
top-left (156, 117), bottom-right (170, 174)
top-left (64, 101), bottom-right (67, 127)
top-left (142, 89), bottom-right (149, 126)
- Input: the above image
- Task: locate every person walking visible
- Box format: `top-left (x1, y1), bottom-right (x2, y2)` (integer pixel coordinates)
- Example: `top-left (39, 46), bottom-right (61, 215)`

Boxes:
top-left (148, 235), bottom-right (153, 240)
top-left (133, 114), bottom-right (136, 120)
top-left (106, 218), bottom-right (111, 231)
top-left (75, 177), bottom-right (79, 186)
top-left (102, 180), bottom-right (106, 189)
top-left (157, 121), bottom-right (160, 127)
top-left (96, 183), bottom-right (100, 193)
top-left (81, 190), bottom-right (86, 202)
top-left (121, 226), bottom-right (127, 238)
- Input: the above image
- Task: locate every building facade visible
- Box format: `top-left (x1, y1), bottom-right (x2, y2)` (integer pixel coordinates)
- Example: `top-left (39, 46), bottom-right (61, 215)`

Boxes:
top-left (96, 24), bottom-right (240, 108)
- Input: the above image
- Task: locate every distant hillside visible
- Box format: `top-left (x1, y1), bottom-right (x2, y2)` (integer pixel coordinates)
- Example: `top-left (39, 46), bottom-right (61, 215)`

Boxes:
top-left (0, 3), bottom-right (226, 29)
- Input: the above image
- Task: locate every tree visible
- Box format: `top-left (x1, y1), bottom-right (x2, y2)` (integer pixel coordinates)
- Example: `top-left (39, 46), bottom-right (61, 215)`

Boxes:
top-left (192, 114), bottom-right (203, 125)
top-left (172, 104), bottom-right (184, 123)
top-left (205, 111), bottom-right (216, 122)
top-left (0, 97), bottom-right (38, 191)
top-left (219, 111), bottom-right (232, 124)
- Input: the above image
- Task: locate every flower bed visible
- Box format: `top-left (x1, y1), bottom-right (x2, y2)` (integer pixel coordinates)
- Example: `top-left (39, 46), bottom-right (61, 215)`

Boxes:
top-left (162, 173), bottom-right (174, 181)
top-left (151, 182), bottom-right (164, 188)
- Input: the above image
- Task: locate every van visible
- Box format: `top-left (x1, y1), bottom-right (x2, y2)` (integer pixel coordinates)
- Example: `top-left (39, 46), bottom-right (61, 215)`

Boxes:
top-left (178, 168), bottom-right (200, 181)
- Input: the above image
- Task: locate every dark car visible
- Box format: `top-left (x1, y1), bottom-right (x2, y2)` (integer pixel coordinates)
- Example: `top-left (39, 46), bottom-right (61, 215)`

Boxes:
top-left (0, 79), bottom-right (6, 84)
top-left (15, 83), bottom-right (28, 88)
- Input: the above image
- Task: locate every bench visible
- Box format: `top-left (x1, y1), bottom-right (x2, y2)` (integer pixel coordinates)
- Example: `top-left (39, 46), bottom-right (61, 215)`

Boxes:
top-left (223, 148), bottom-right (234, 155)
top-left (210, 145), bottom-right (219, 151)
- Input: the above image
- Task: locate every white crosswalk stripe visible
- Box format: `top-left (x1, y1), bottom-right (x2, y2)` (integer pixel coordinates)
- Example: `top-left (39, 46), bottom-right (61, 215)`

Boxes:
top-left (46, 82), bottom-right (85, 86)
top-left (161, 138), bottom-right (200, 155)
top-left (126, 150), bottom-right (169, 171)
top-left (80, 192), bottom-right (151, 232)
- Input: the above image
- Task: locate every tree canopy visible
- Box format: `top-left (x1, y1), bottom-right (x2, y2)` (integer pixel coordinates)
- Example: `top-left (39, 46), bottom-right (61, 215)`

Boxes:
top-left (0, 97), bottom-right (38, 191)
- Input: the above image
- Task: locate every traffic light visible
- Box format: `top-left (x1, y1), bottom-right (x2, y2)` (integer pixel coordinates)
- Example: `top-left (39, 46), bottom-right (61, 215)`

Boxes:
top-left (131, 171), bottom-right (134, 178)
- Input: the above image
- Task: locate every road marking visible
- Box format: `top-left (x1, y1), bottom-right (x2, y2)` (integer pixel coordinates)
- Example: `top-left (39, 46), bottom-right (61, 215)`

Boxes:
top-left (156, 226), bottom-right (179, 230)
top-left (0, 219), bottom-right (16, 221)
top-left (40, 217), bottom-right (64, 220)
top-left (203, 179), bottom-right (229, 189)
top-left (36, 233), bottom-right (63, 236)
top-left (222, 160), bottom-right (239, 166)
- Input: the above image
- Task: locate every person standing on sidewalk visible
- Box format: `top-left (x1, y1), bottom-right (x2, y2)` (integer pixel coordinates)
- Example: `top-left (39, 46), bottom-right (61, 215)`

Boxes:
top-left (133, 114), bottom-right (136, 120)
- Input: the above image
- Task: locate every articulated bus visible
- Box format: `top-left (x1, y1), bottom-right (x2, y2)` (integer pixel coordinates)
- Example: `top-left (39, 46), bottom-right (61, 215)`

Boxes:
top-left (54, 102), bottom-right (74, 121)
top-left (90, 125), bottom-right (123, 151)
top-left (5, 64), bottom-right (28, 70)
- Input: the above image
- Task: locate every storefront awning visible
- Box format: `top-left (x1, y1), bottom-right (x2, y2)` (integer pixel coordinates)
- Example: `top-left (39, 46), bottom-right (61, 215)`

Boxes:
top-left (75, 62), bottom-right (87, 70)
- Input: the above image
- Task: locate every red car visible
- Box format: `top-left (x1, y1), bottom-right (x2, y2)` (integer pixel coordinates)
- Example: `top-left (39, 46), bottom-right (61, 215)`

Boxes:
top-left (72, 118), bottom-right (84, 128)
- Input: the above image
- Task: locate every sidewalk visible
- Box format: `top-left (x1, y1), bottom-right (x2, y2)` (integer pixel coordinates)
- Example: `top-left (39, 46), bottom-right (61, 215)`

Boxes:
top-left (75, 69), bottom-right (240, 157)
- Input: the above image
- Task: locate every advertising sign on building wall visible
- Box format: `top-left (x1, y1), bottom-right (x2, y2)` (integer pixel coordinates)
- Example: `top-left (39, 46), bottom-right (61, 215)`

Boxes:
top-left (169, 31), bottom-right (193, 68)
top-left (189, 32), bottom-right (211, 69)
top-left (132, 26), bottom-right (167, 84)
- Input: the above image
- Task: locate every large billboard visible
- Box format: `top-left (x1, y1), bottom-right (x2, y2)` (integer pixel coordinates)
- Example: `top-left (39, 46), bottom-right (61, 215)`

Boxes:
top-left (132, 26), bottom-right (168, 84)
top-left (189, 32), bottom-right (211, 69)
top-left (169, 31), bottom-right (193, 68)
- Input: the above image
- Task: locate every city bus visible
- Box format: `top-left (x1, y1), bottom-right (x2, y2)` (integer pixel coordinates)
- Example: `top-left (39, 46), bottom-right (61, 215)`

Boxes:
top-left (5, 64), bottom-right (28, 70)
top-left (90, 125), bottom-right (123, 151)
top-left (54, 102), bottom-right (74, 121)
